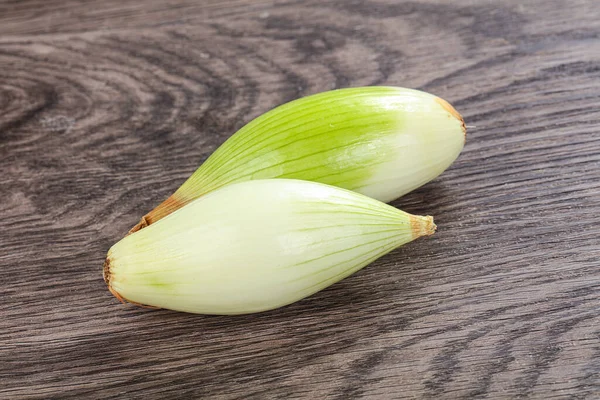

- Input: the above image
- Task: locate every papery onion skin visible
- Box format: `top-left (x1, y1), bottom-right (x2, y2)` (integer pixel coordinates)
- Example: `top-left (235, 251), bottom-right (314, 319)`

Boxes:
top-left (106, 179), bottom-right (436, 315)
top-left (130, 86), bottom-right (464, 233)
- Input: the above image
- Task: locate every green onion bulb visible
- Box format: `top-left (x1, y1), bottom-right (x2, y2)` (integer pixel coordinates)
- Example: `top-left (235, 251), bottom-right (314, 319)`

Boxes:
top-left (130, 86), bottom-right (464, 233)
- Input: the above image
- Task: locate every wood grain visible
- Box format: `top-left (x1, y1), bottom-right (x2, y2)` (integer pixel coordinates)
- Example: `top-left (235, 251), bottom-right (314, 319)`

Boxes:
top-left (1, 0), bottom-right (600, 398)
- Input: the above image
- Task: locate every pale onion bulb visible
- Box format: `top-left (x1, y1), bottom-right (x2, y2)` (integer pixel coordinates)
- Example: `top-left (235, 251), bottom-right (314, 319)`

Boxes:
top-left (106, 179), bottom-right (435, 314)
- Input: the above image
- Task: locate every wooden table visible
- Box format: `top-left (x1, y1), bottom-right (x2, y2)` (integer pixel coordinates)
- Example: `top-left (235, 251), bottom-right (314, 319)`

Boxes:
top-left (2, 1), bottom-right (599, 398)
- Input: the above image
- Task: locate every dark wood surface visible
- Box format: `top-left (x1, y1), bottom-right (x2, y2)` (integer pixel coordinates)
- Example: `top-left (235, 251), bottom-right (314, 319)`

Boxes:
top-left (1, 0), bottom-right (599, 398)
